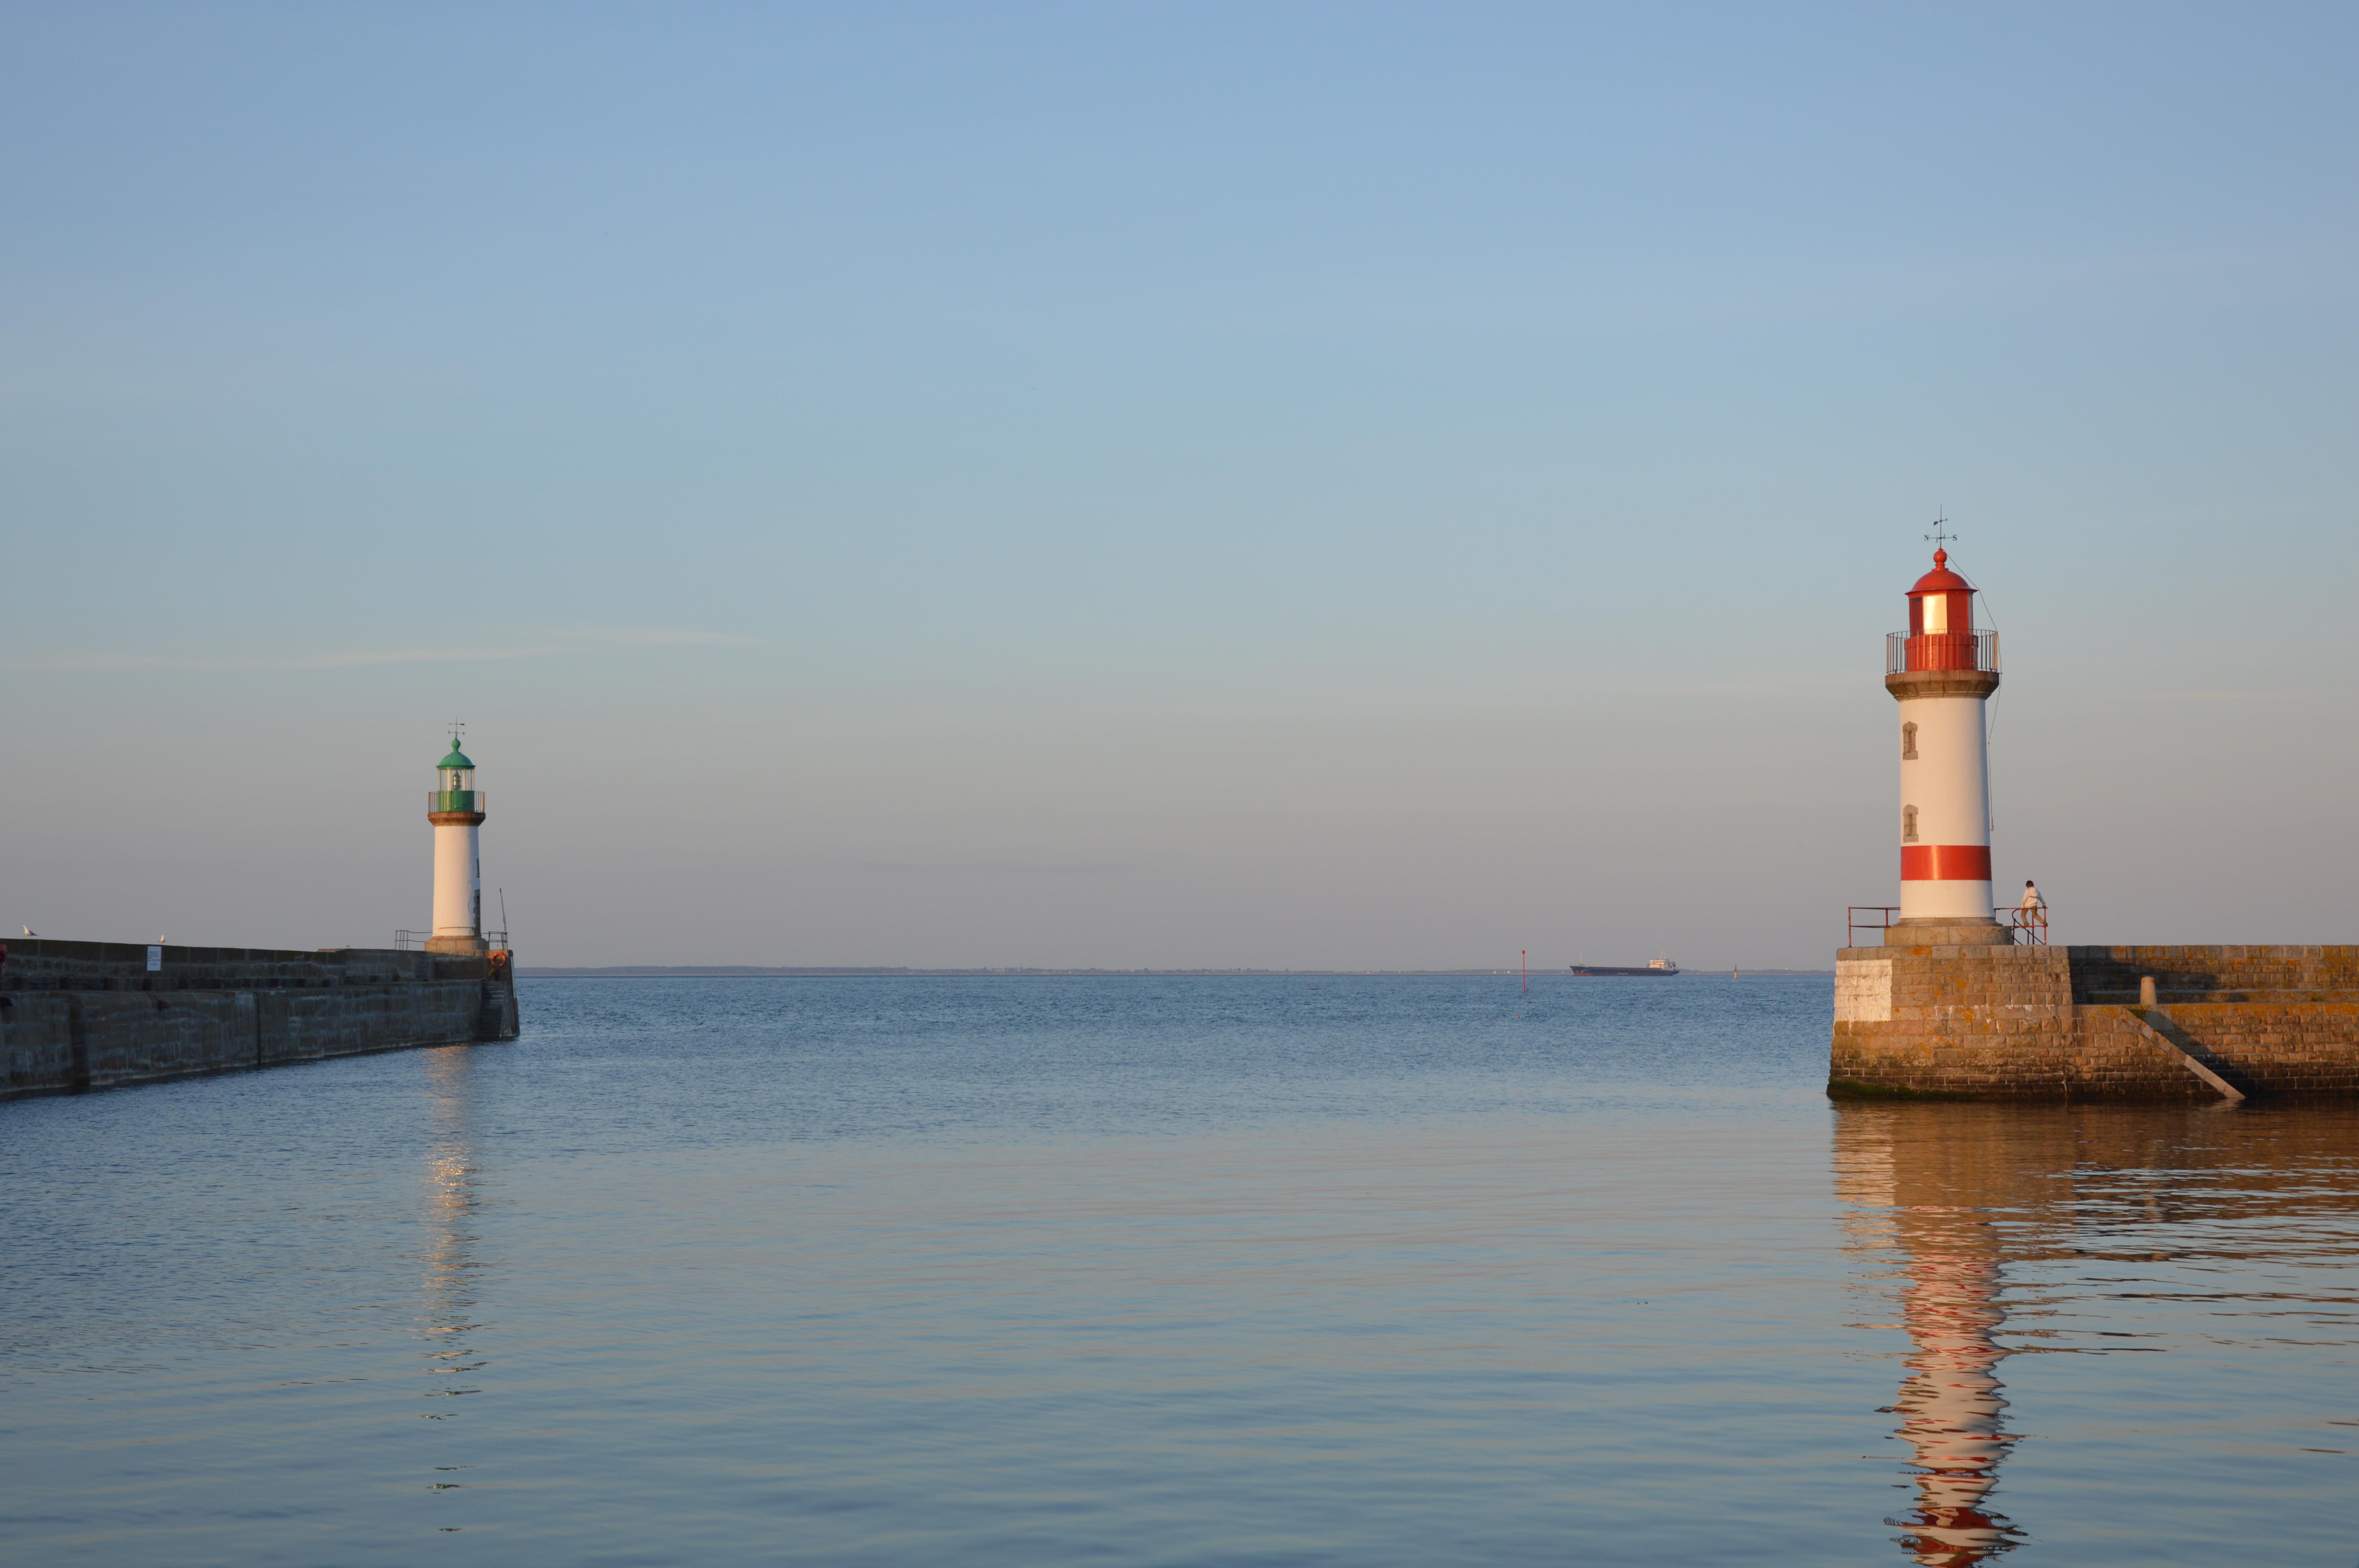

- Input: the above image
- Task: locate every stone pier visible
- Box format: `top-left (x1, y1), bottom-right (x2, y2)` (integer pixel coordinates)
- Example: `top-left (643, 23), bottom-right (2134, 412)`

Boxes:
top-left (1, 939), bottom-right (520, 1100)
top-left (1831, 943), bottom-right (2359, 1100)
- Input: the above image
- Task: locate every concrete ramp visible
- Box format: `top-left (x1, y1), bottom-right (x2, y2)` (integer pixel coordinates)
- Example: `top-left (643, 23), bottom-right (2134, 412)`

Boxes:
top-left (2116, 1006), bottom-right (2248, 1102)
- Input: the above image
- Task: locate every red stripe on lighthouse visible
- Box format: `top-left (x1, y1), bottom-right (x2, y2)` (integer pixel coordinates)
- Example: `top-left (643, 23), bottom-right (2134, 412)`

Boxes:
top-left (1901, 845), bottom-right (1992, 881)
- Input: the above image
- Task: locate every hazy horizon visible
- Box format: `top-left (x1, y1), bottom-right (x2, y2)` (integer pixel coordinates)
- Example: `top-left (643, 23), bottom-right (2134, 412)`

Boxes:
top-left (6, 4), bottom-right (2354, 968)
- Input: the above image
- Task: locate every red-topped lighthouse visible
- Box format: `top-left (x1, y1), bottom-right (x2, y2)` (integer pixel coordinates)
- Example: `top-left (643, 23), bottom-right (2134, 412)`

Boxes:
top-left (1885, 544), bottom-right (2010, 945)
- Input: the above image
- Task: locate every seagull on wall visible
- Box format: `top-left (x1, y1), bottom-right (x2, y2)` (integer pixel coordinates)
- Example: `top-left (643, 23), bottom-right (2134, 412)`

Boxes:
top-left (20, 925), bottom-right (31, 936)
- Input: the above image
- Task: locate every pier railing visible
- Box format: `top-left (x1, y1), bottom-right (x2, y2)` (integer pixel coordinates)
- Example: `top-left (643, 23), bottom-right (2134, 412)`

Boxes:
top-left (1845, 905), bottom-right (2048, 946)
top-left (394, 929), bottom-right (510, 951)
top-left (1848, 907), bottom-right (1897, 946)
top-left (1886, 629), bottom-right (1999, 675)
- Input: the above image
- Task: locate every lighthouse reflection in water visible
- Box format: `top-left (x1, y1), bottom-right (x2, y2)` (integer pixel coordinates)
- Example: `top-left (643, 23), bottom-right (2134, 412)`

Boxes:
top-left (419, 1045), bottom-right (488, 1420)
top-left (1838, 1106), bottom-right (2039, 1565)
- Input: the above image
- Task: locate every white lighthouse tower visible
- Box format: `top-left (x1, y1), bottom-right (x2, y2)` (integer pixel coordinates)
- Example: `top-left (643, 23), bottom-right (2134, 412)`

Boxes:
top-left (1886, 544), bottom-right (2010, 945)
top-left (427, 732), bottom-right (488, 956)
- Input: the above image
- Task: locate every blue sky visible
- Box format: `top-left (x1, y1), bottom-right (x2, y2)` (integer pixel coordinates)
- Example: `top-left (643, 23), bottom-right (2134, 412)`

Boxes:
top-left (4, 3), bottom-right (2354, 966)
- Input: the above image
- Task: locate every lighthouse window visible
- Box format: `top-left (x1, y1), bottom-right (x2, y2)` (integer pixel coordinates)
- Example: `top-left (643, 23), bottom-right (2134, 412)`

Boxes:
top-left (1901, 722), bottom-right (1918, 760)
top-left (1903, 805), bottom-right (1919, 843)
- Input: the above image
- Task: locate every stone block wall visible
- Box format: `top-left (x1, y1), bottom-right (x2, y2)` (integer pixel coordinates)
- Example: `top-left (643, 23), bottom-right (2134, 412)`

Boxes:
top-left (0, 939), bottom-right (519, 1099)
top-left (3, 995), bottom-right (77, 1094)
top-left (0, 940), bottom-right (475, 992)
top-left (2119, 1000), bottom-right (2359, 1096)
top-left (80, 991), bottom-right (261, 1090)
top-left (1832, 942), bottom-right (2359, 1100)
top-left (2066, 945), bottom-right (2359, 1002)
top-left (252, 983), bottom-right (490, 1067)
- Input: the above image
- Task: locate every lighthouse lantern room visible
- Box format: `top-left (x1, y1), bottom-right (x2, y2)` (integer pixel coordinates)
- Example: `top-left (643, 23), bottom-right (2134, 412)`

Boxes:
top-left (1885, 547), bottom-right (2010, 945)
top-left (427, 732), bottom-right (489, 955)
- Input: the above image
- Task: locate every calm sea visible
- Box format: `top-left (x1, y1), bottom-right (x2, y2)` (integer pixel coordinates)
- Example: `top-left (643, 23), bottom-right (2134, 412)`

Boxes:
top-left (3, 976), bottom-right (2355, 1565)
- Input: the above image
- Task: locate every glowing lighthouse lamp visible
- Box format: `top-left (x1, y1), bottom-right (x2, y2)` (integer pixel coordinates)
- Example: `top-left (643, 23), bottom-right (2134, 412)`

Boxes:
top-left (426, 728), bottom-right (490, 955)
top-left (1885, 531), bottom-right (2012, 945)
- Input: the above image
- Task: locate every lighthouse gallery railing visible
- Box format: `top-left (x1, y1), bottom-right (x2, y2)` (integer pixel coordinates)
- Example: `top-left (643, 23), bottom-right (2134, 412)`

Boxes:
top-left (1886, 629), bottom-right (1999, 675)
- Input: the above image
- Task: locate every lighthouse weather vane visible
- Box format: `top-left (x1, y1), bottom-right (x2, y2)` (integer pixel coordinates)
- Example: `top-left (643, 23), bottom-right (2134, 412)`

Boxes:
top-left (1924, 512), bottom-right (1957, 552)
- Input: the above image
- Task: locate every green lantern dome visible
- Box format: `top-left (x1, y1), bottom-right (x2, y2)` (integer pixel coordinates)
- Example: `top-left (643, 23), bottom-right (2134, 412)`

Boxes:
top-left (438, 739), bottom-right (474, 769)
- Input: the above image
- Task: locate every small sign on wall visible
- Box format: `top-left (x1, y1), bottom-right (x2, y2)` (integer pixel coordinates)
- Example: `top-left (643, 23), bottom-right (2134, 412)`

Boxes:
top-left (147, 946), bottom-right (162, 972)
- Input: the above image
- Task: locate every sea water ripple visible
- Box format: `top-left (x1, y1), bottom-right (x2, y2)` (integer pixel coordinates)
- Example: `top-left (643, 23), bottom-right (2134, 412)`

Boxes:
top-left (2, 976), bottom-right (2355, 1565)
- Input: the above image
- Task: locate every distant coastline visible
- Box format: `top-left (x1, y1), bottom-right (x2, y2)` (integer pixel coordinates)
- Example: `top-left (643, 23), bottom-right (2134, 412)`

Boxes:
top-left (517, 965), bottom-right (1836, 979)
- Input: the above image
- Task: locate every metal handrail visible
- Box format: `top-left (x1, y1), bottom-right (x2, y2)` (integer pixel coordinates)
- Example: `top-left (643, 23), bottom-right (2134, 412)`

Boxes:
top-left (1847, 898), bottom-right (2050, 947)
top-left (1848, 906), bottom-right (1898, 947)
top-left (1845, 904), bottom-right (2048, 948)
top-left (394, 929), bottom-right (510, 951)
top-left (1886, 629), bottom-right (1999, 675)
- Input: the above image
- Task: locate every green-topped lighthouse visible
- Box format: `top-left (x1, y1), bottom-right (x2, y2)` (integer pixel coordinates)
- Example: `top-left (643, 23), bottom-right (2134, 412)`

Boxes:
top-left (427, 730), bottom-right (488, 956)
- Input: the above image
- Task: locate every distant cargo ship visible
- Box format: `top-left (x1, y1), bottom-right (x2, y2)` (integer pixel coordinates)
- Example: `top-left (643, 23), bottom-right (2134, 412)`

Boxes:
top-left (1568, 957), bottom-right (1681, 976)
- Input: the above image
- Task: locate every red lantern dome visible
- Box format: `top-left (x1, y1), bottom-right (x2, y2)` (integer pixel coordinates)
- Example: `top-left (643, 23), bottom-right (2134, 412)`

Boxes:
top-left (1910, 548), bottom-right (1972, 596)
top-left (1903, 548), bottom-right (1980, 670)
